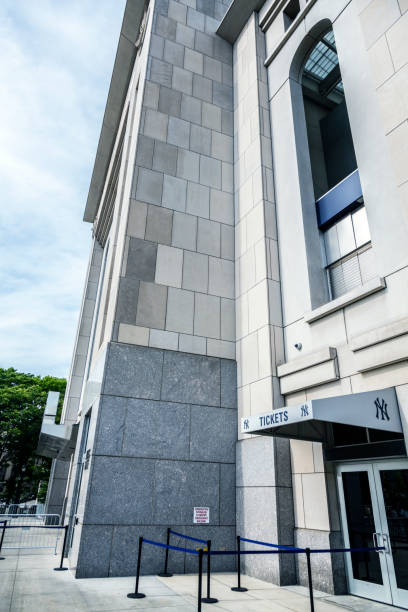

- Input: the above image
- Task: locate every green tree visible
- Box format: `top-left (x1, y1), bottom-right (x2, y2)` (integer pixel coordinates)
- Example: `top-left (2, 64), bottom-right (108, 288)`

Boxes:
top-left (0, 368), bottom-right (66, 504)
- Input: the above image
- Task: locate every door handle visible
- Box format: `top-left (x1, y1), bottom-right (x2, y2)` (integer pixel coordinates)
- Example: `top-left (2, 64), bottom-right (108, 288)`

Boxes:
top-left (373, 532), bottom-right (384, 553)
top-left (381, 533), bottom-right (390, 554)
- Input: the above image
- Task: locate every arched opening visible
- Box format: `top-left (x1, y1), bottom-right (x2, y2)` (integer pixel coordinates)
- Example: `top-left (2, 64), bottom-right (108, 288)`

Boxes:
top-left (300, 28), bottom-right (376, 300)
top-left (302, 29), bottom-right (357, 199)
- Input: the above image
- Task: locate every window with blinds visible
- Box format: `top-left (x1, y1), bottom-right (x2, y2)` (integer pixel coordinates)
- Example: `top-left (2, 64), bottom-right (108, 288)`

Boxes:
top-left (323, 206), bottom-right (376, 300)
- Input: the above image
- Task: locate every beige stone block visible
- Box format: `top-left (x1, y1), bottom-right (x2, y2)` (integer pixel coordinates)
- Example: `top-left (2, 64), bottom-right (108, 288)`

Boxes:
top-left (398, 180), bottom-right (408, 228)
top-left (237, 384), bottom-right (251, 419)
top-left (326, 472), bottom-right (341, 532)
top-left (248, 280), bottom-right (269, 334)
top-left (368, 35), bottom-right (395, 89)
top-left (239, 247), bottom-right (256, 295)
top-left (207, 339), bottom-right (235, 359)
top-left (118, 323), bottom-right (149, 346)
top-left (250, 376), bottom-right (273, 414)
top-left (360, 0), bottom-right (400, 49)
top-left (387, 11), bottom-right (408, 71)
top-left (351, 360), bottom-right (408, 393)
top-left (258, 325), bottom-right (273, 380)
top-left (350, 316), bottom-right (408, 350)
top-left (246, 202), bottom-right (265, 247)
top-left (336, 344), bottom-right (358, 378)
top-left (149, 328), bottom-right (179, 351)
top-left (278, 346), bottom-right (336, 378)
top-left (396, 383), bottom-right (408, 440)
top-left (302, 473), bottom-right (330, 531)
top-left (292, 474), bottom-right (305, 529)
top-left (236, 293), bottom-right (249, 340)
top-left (377, 64), bottom-right (408, 134)
top-left (280, 360), bottom-right (339, 395)
top-left (240, 331), bottom-right (259, 386)
top-left (254, 239), bottom-right (267, 285)
top-left (155, 244), bottom-right (183, 288)
top-left (127, 200), bottom-right (147, 239)
top-left (387, 120), bottom-right (408, 185)
top-left (312, 442), bottom-right (324, 473)
top-left (354, 334), bottom-right (408, 372)
top-left (399, 0), bottom-right (408, 14)
top-left (344, 268), bottom-right (408, 339)
top-left (305, 377), bottom-right (352, 401)
top-left (290, 439), bottom-right (314, 474)
top-left (285, 390), bottom-right (307, 406)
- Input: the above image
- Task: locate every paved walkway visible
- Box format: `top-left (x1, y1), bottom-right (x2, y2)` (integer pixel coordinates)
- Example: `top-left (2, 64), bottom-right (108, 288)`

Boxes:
top-left (0, 550), bottom-right (399, 611)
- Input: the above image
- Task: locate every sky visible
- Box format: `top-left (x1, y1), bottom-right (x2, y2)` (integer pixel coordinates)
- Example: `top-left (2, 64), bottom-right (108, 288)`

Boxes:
top-left (0, 0), bottom-right (126, 378)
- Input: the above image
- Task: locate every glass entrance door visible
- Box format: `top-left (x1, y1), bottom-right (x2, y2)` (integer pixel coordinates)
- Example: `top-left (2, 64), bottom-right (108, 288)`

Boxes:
top-left (337, 461), bottom-right (408, 608)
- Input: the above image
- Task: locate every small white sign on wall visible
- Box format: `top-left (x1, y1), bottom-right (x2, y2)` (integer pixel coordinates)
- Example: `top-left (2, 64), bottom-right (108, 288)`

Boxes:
top-left (194, 507), bottom-right (209, 524)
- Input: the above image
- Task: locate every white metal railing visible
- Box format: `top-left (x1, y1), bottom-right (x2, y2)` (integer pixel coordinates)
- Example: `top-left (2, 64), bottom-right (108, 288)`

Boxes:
top-left (0, 514), bottom-right (62, 553)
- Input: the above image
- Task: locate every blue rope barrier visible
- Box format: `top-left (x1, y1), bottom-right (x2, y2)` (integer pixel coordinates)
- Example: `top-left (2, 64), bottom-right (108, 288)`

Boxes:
top-left (241, 536), bottom-right (304, 552)
top-left (208, 546), bottom-right (385, 556)
top-left (143, 538), bottom-right (200, 555)
top-left (309, 546), bottom-right (385, 554)
top-left (169, 529), bottom-right (207, 545)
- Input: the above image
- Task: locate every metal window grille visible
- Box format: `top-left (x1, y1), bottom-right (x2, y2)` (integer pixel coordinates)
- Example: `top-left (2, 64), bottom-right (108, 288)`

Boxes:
top-left (327, 243), bottom-right (376, 300)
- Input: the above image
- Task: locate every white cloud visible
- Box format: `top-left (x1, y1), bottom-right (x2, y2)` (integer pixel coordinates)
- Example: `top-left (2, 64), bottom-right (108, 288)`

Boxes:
top-left (0, 0), bottom-right (126, 377)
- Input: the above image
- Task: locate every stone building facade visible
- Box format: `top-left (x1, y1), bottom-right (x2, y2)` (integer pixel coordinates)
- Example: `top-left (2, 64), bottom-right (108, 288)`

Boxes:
top-left (41, 0), bottom-right (408, 607)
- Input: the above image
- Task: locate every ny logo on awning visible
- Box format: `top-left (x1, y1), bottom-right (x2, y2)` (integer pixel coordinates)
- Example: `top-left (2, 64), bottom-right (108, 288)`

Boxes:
top-left (301, 405), bottom-right (309, 417)
top-left (375, 398), bottom-right (390, 421)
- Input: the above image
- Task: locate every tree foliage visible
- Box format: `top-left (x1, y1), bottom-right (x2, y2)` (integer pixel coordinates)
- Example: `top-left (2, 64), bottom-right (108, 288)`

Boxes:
top-left (0, 368), bottom-right (66, 504)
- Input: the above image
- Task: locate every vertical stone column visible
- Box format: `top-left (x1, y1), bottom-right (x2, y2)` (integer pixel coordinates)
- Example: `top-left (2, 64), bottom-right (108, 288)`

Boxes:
top-left (45, 240), bottom-right (103, 518)
top-left (233, 13), bottom-right (295, 584)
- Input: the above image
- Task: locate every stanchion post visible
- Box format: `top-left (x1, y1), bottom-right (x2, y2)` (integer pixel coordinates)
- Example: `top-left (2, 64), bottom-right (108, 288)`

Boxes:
top-left (127, 536), bottom-right (146, 599)
top-left (201, 539), bottom-right (218, 604)
top-left (197, 549), bottom-right (203, 612)
top-left (158, 527), bottom-right (173, 577)
top-left (231, 535), bottom-right (248, 592)
top-left (54, 525), bottom-right (69, 571)
top-left (0, 520), bottom-right (7, 560)
top-left (305, 548), bottom-right (315, 612)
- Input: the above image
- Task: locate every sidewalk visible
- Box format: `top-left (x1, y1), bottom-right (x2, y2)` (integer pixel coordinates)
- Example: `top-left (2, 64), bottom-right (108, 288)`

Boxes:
top-left (0, 550), bottom-right (398, 611)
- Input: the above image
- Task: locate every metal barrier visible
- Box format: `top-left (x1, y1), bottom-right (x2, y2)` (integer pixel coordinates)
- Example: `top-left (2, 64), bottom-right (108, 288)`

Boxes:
top-left (0, 515), bottom-right (62, 554)
top-left (0, 524), bottom-right (68, 568)
top-left (128, 533), bottom-right (386, 612)
top-left (0, 514), bottom-right (60, 526)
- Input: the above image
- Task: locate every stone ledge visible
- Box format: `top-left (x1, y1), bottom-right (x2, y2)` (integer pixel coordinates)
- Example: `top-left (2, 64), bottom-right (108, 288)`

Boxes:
top-left (350, 316), bottom-right (408, 351)
top-left (350, 317), bottom-right (408, 373)
top-left (280, 359), bottom-right (339, 395)
top-left (304, 277), bottom-right (386, 324)
top-left (277, 346), bottom-right (336, 378)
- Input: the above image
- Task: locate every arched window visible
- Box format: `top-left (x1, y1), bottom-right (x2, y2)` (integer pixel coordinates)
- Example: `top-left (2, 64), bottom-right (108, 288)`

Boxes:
top-left (301, 28), bottom-right (376, 300)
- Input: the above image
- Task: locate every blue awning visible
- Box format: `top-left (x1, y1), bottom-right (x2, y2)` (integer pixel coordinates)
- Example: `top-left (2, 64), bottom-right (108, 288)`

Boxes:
top-left (316, 169), bottom-right (362, 228)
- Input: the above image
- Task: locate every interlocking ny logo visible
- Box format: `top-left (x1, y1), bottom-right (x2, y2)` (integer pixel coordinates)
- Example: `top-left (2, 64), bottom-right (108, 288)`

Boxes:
top-left (375, 397), bottom-right (390, 421)
top-left (301, 405), bottom-right (309, 417)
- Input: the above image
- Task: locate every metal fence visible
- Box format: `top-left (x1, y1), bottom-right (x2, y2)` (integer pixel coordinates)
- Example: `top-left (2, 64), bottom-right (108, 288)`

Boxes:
top-left (0, 514), bottom-right (62, 553)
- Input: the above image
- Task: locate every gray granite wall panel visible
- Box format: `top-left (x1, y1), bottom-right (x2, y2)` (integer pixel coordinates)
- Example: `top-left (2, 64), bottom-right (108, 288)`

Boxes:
top-left (295, 529), bottom-right (347, 595)
top-left (85, 456), bottom-right (155, 525)
top-left (75, 525), bottom-right (113, 578)
top-left (75, 343), bottom-right (237, 577)
top-left (109, 525), bottom-right (185, 577)
top-left (190, 405), bottom-right (236, 462)
top-left (94, 395), bottom-right (126, 457)
top-left (161, 350), bottom-right (220, 405)
top-left (153, 460), bottom-right (220, 524)
top-left (123, 399), bottom-right (190, 460)
top-left (103, 343), bottom-right (163, 399)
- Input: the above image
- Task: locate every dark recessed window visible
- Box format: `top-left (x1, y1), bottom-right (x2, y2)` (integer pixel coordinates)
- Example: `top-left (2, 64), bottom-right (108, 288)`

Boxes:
top-left (283, 0), bottom-right (300, 30)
